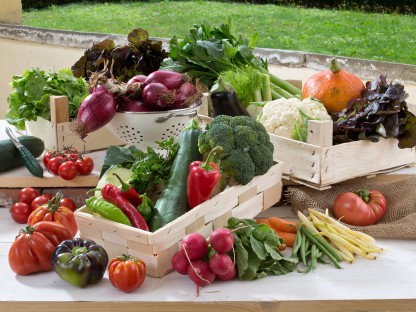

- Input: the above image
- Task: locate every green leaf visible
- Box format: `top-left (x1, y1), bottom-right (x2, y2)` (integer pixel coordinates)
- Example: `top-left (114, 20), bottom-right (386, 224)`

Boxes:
top-left (249, 235), bottom-right (268, 260)
top-left (234, 235), bottom-right (248, 277)
top-left (240, 249), bottom-right (260, 281)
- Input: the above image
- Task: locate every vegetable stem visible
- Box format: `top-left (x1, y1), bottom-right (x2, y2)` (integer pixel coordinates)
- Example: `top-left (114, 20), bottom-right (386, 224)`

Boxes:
top-left (258, 67), bottom-right (302, 97)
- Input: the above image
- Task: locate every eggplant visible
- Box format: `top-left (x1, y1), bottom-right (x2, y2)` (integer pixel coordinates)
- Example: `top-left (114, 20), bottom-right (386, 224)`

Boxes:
top-left (208, 77), bottom-right (250, 117)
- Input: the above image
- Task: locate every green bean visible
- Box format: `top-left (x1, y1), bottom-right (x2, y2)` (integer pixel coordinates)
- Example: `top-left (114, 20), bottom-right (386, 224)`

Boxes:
top-left (301, 227), bottom-right (342, 269)
top-left (291, 226), bottom-right (303, 257)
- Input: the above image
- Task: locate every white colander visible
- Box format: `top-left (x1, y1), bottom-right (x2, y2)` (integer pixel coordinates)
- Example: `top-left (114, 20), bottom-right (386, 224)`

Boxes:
top-left (105, 101), bottom-right (202, 149)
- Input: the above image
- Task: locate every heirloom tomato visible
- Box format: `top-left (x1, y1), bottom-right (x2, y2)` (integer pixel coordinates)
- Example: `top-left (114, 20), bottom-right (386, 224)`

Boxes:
top-left (8, 221), bottom-right (72, 275)
top-left (28, 193), bottom-right (78, 237)
top-left (333, 189), bottom-right (387, 226)
top-left (108, 254), bottom-right (146, 293)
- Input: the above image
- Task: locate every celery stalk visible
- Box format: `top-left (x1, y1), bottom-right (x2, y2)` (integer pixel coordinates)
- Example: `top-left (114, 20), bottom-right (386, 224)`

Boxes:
top-left (261, 73), bottom-right (272, 101)
top-left (258, 67), bottom-right (302, 97)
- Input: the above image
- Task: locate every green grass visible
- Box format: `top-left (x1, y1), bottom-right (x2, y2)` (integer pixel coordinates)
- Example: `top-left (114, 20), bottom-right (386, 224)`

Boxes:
top-left (22, 1), bottom-right (416, 65)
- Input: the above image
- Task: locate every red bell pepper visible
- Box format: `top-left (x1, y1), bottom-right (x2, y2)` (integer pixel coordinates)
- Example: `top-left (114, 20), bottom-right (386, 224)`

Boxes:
top-left (187, 146), bottom-right (223, 209)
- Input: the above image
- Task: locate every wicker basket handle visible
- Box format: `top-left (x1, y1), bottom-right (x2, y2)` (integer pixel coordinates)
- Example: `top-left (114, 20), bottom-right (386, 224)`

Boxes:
top-left (154, 110), bottom-right (198, 123)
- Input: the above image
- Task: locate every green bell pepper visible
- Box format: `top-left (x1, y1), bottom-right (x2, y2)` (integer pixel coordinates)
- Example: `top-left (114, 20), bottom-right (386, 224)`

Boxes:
top-left (52, 238), bottom-right (109, 288)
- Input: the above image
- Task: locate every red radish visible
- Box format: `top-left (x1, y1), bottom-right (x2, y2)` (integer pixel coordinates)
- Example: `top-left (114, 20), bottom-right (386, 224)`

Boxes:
top-left (142, 82), bottom-right (174, 111)
top-left (216, 264), bottom-right (237, 281)
top-left (210, 228), bottom-right (234, 254)
top-left (144, 70), bottom-right (184, 90)
top-left (127, 74), bottom-right (147, 85)
top-left (171, 251), bottom-right (189, 275)
top-left (188, 260), bottom-right (216, 295)
top-left (117, 98), bottom-right (150, 112)
top-left (75, 91), bottom-right (117, 139)
top-left (179, 232), bottom-right (208, 261)
top-left (209, 253), bottom-right (234, 275)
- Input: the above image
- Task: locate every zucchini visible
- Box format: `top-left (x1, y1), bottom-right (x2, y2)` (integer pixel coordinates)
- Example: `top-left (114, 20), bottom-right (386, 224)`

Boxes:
top-left (149, 120), bottom-right (202, 232)
top-left (0, 136), bottom-right (45, 172)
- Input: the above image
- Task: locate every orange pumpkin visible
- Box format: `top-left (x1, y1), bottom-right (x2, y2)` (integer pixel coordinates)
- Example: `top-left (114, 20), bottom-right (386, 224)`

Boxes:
top-left (302, 58), bottom-right (365, 113)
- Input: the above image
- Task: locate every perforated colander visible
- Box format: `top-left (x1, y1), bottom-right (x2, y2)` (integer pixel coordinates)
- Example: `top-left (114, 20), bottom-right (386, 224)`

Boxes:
top-left (105, 101), bottom-right (202, 149)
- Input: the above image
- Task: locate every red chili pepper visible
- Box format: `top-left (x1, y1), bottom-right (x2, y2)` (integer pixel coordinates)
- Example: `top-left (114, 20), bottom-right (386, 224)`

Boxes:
top-left (187, 146), bottom-right (223, 209)
top-left (112, 173), bottom-right (142, 207)
top-left (101, 184), bottom-right (149, 231)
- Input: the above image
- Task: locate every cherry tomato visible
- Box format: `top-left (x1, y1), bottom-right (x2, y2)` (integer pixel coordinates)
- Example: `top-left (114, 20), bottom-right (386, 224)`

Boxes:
top-left (17, 187), bottom-right (39, 205)
top-left (59, 197), bottom-right (77, 212)
top-left (75, 156), bottom-right (94, 175)
top-left (333, 189), bottom-right (387, 226)
top-left (58, 161), bottom-right (78, 180)
top-left (47, 156), bottom-right (64, 175)
top-left (108, 255), bottom-right (146, 293)
top-left (31, 194), bottom-right (53, 211)
top-left (42, 150), bottom-right (56, 168)
top-left (10, 202), bottom-right (32, 224)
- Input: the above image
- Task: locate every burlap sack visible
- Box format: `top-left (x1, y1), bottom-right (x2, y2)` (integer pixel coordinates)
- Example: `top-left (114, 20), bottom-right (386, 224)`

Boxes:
top-left (286, 175), bottom-right (416, 239)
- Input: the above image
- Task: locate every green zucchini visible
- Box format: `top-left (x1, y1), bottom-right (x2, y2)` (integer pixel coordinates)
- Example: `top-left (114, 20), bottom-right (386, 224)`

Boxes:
top-left (0, 136), bottom-right (45, 172)
top-left (149, 120), bottom-right (202, 232)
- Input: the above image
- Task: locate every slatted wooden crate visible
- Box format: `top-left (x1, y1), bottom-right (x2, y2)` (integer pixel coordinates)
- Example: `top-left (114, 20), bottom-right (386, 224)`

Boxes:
top-left (25, 95), bottom-right (125, 152)
top-left (269, 119), bottom-right (416, 190)
top-left (74, 162), bottom-right (283, 278)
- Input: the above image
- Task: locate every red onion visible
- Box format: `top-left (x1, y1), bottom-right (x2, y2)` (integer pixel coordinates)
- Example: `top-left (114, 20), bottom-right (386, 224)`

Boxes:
top-left (144, 70), bottom-right (184, 90)
top-left (142, 82), bottom-right (174, 111)
top-left (75, 91), bottom-right (117, 139)
top-left (178, 81), bottom-right (197, 97)
top-left (90, 84), bottom-right (109, 94)
top-left (127, 74), bottom-right (147, 85)
top-left (117, 97), bottom-right (150, 112)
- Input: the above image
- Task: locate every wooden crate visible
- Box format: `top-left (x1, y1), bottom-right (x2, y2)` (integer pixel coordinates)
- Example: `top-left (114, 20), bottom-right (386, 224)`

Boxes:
top-left (25, 96), bottom-right (125, 152)
top-left (269, 119), bottom-right (416, 190)
top-left (74, 163), bottom-right (283, 278)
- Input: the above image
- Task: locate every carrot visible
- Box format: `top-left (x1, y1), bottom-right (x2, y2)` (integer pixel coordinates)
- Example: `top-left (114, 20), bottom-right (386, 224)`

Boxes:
top-left (256, 219), bottom-right (271, 226)
top-left (267, 217), bottom-right (298, 234)
top-left (273, 230), bottom-right (297, 247)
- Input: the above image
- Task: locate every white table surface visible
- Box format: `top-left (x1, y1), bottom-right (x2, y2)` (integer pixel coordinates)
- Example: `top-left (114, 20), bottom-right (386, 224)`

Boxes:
top-left (0, 204), bottom-right (415, 312)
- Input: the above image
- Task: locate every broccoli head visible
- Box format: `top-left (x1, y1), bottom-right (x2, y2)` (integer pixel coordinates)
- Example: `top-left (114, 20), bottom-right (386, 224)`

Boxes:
top-left (221, 148), bottom-right (256, 185)
top-left (198, 115), bottom-right (274, 185)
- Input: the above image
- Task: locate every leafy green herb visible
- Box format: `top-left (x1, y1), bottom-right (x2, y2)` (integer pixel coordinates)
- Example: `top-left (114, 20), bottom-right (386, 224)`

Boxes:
top-left (100, 138), bottom-right (179, 196)
top-left (333, 75), bottom-right (416, 148)
top-left (292, 108), bottom-right (319, 142)
top-left (6, 68), bottom-right (89, 130)
top-left (226, 217), bottom-right (297, 280)
top-left (71, 28), bottom-right (168, 82)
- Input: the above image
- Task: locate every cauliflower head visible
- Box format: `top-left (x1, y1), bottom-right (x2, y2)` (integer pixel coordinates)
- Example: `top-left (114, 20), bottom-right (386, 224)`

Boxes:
top-left (257, 97), bottom-right (331, 139)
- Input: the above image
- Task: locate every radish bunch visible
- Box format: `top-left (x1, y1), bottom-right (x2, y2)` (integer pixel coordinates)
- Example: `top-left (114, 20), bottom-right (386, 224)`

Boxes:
top-left (171, 228), bottom-right (237, 295)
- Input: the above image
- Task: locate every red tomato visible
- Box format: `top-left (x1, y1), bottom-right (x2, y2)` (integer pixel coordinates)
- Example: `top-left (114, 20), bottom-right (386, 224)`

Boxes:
top-left (28, 196), bottom-right (78, 238)
top-left (47, 156), bottom-right (64, 175)
top-left (17, 187), bottom-right (39, 205)
top-left (75, 156), bottom-right (94, 175)
top-left (42, 150), bottom-right (56, 168)
top-left (108, 255), bottom-right (146, 293)
top-left (333, 189), bottom-right (387, 226)
top-left (31, 194), bottom-right (53, 211)
top-left (8, 221), bottom-right (72, 275)
top-left (10, 202), bottom-right (32, 224)
top-left (58, 161), bottom-right (78, 180)
top-left (59, 197), bottom-right (77, 212)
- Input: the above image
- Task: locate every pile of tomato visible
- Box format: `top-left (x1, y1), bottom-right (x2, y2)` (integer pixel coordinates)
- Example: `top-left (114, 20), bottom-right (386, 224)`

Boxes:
top-left (9, 187), bottom-right (77, 224)
top-left (43, 147), bottom-right (94, 180)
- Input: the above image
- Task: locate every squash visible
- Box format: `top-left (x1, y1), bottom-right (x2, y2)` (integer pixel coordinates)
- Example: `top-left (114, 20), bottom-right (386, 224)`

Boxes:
top-left (302, 58), bottom-right (365, 113)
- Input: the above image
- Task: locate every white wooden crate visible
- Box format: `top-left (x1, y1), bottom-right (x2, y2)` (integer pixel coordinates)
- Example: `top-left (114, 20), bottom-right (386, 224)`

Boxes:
top-left (74, 163), bottom-right (283, 278)
top-left (270, 119), bottom-right (416, 190)
top-left (25, 96), bottom-right (125, 152)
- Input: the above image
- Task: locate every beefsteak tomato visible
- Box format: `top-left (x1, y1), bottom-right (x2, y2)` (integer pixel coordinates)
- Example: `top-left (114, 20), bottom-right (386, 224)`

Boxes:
top-left (333, 189), bottom-right (387, 226)
top-left (108, 254), bottom-right (146, 293)
top-left (28, 193), bottom-right (78, 237)
top-left (8, 221), bottom-right (73, 275)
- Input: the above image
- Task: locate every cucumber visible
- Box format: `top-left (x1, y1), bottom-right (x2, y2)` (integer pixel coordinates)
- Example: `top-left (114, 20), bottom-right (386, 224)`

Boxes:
top-left (0, 136), bottom-right (44, 172)
top-left (95, 165), bottom-right (133, 197)
top-left (149, 120), bottom-right (203, 232)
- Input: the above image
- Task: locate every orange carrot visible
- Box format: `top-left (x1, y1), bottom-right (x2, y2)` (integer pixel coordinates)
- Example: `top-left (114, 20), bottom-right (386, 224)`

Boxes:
top-left (267, 217), bottom-right (298, 234)
top-left (278, 243), bottom-right (287, 251)
top-left (256, 219), bottom-right (271, 226)
top-left (273, 230), bottom-right (296, 247)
